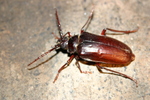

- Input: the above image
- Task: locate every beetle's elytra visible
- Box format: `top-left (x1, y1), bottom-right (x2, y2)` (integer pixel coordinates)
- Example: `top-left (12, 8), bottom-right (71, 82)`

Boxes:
top-left (28, 9), bottom-right (138, 86)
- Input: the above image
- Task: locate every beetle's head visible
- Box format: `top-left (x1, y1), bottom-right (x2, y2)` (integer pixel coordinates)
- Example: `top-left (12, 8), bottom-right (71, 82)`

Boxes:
top-left (57, 34), bottom-right (69, 50)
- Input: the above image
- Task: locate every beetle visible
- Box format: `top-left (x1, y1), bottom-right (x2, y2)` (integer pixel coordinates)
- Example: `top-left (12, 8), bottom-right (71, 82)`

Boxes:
top-left (28, 9), bottom-right (138, 86)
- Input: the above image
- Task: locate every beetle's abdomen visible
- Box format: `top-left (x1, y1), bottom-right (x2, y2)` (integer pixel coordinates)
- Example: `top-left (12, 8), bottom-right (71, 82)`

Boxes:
top-left (77, 41), bottom-right (135, 65)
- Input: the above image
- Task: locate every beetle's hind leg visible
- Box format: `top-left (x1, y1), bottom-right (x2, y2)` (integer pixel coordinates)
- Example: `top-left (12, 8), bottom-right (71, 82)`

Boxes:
top-left (100, 27), bottom-right (139, 35)
top-left (96, 65), bottom-right (138, 87)
top-left (75, 59), bottom-right (92, 74)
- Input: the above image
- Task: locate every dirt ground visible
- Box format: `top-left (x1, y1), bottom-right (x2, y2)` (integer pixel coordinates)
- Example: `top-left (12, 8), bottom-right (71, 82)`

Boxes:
top-left (0, 0), bottom-right (150, 100)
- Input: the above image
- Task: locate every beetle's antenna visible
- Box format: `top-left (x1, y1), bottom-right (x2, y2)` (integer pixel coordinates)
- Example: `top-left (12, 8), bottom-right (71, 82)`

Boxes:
top-left (55, 9), bottom-right (63, 39)
top-left (27, 44), bottom-right (60, 67)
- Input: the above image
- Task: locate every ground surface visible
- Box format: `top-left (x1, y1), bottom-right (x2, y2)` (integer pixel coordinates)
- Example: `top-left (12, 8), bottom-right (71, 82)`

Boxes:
top-left (0, 0), bottom-right (150, 100)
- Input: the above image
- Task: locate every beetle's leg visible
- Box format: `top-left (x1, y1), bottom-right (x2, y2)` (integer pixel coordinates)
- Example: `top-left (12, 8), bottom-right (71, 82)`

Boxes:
top-left (96, 65), bottom-right (138, 87)
top-left (75, 60), bottom-right (82, 73)
top-left (63, 32), bottom-right (71, 38)
top-left (75, 60), bottom-right (92, 74)
top-left (53, 55), bottom-right (75, 83)
top-left (52, 31), bottom-right (71, 40)
top-left (106, 27), bottom-right (139, 34)
top-left (81, 8), bottom-right (94, 33)
top-left (100, 29), bottom-right (107, 35)
top-left (52, 32), bottom-right (59, 39)
top-left (101, 27), bottom-right (139, 35)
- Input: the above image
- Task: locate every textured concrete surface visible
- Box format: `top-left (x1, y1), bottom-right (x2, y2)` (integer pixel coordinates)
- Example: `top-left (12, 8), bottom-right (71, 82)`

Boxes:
top-left (0, 0), bottom-right (150, 100)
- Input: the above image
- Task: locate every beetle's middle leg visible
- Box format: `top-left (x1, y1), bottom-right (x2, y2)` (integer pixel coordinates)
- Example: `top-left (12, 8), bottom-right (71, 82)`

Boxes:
top-left (101, 27), bottom-right (139, 35)
top-left (81, 8), bottom-right (94, 33)
top-left (75, 59), bottom-right (92, 74)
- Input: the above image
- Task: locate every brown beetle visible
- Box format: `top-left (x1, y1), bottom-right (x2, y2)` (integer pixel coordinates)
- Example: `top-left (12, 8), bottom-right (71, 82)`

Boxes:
top-left (28, 9), bottom-right (138, 86)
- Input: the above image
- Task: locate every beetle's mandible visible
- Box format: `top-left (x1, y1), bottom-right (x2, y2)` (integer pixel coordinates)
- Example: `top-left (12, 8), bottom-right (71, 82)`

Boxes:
top-left (28, 9), bottom-right (139, 86)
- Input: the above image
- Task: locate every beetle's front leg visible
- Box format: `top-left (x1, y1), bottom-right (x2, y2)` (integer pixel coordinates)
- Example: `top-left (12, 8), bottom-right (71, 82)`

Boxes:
top-left (101, 27), bottom-right (139, 35)
top-left (63, 32), bottom-right (71, 38)
top-left (53, 55), bottom-right (75, 83)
